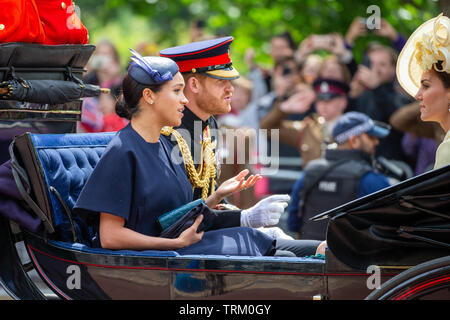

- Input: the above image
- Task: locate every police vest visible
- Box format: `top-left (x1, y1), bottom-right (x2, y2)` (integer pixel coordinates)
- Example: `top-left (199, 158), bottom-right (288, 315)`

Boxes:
top-left (298, 149), bottom-right (373, 240)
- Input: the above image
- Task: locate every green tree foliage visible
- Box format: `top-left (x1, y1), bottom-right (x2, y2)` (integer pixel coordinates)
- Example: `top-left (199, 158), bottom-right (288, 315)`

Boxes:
top-left (74, 0), bottom-right (440, 73)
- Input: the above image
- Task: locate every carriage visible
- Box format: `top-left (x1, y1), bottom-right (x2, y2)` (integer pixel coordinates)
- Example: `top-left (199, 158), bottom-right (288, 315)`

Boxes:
top-left (0, 43), bottom-right (449, 300)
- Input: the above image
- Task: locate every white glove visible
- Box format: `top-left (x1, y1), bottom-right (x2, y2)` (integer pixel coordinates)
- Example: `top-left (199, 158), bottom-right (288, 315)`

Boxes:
top-left (240, 194), bottom-right (290, 228)
top-left (257, 227), bottom-right (294, 240)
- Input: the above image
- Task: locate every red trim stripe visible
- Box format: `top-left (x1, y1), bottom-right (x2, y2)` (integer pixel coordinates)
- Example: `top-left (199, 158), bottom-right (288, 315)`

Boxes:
top-left (170, 53), bottom-right (231, 73)
top-left (394, 275), bottom-right (450, 300)
top-left (27, 244), bottom-right (72, 300)
top-left (27, 244), bottom-right (397, 277)
top-left (315, 84), bottom-right (347, 95)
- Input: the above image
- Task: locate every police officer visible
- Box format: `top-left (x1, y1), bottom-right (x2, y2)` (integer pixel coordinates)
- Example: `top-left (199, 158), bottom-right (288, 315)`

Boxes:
top-left (287, 112), bottom-right (392, 240)
top-left (160, 37), bottom-right (325, 256)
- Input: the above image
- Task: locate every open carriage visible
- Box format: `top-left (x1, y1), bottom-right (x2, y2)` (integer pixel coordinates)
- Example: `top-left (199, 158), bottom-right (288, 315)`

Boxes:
top-left (0, 44), bottom-right (449, 300)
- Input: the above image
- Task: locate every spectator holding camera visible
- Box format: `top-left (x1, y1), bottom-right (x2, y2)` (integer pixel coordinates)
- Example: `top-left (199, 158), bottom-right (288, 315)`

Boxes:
top-left (350, 43), bottom-right (412, 162)
top-left (296, 32), bottom-right (357, 79)
top-left (80, 39), bottom-right (126, 133)
top-left (345, 17), bottom-right (406, 52)
top-left (344, 16), bottom-right (415, 163)
top-left (256, 56), bottom-right (302, 121)
top-left (246, 32), bottom-right (297, 100)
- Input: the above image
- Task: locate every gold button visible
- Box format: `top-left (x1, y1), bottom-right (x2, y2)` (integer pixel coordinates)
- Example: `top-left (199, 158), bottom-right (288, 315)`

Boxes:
top-left (61, 2), bottom-right (66, 9)
top-left (0, 24), bottom-right (5, 31)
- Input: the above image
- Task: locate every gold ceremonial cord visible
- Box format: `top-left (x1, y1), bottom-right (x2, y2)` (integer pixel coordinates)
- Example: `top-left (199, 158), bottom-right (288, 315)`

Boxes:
top-left (161, 126), bottom-right (216, 200)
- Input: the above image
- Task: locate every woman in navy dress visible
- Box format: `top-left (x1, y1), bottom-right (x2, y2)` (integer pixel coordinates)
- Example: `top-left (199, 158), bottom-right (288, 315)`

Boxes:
top-left (74, 50), bottom-right (277, 256)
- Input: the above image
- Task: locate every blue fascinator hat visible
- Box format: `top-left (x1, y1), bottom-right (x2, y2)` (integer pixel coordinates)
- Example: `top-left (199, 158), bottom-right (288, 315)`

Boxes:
top-left (127, 48), bottom-right (179, 85)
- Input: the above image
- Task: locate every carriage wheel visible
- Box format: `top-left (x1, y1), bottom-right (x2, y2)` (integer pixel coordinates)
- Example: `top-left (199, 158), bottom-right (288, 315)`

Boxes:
top-left (365, 256), bottom-right (450, 300)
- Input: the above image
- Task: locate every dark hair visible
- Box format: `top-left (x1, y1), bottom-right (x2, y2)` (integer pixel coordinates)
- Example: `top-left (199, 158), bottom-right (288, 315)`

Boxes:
top-left (194, 19), bottom-right (206, 28)
top-left (96, 39), bottom-right (121, 65)
top-left (320, 55), bottom-right (352, 84)
top-left (274, 56), bottom-right (300, 73)
top-left (115, 74), bottom-right (164, 120)
top-left (434, 62), bottom-right (450, 88)
top-left (274, 32), bottom-right (296, 51)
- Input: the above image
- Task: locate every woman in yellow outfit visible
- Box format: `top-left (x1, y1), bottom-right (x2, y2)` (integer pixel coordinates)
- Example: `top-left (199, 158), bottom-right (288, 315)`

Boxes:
top-left (397, 13), bottom-right (450, 168)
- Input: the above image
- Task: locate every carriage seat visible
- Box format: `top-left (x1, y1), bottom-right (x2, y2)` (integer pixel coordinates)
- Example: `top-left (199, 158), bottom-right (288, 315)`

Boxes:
top-left (12, 131), bottom-right (117, 246)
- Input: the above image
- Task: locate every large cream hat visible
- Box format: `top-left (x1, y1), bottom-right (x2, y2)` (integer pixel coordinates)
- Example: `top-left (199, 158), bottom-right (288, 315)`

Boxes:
top-left (397, 13), bottom-right (450, 97)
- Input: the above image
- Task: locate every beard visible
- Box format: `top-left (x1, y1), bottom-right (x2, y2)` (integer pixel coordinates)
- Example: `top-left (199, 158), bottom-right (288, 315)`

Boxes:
top-left (197, 90), bottom-right (231, 116)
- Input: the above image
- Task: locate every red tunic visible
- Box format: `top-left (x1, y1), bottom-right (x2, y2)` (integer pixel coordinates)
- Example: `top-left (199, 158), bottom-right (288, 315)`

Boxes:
top-left (0, 0), bottom-right (45, 43)
top-left (0, 0), bottom-right (88, 44)
top-left (35, 0), bottom-right (89, 45)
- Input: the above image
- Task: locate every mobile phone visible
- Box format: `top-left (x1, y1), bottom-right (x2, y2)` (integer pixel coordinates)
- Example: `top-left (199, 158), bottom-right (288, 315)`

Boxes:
top-left (313, 35), bottom-right (332, 49)
top-left (362, 54), bottom-right (371, 68)
top-left (282, 66), bottom-right (292, 76)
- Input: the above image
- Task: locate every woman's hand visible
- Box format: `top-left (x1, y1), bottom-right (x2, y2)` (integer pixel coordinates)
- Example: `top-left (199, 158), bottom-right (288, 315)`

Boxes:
top-left (176, 214), bottom-right (204, 248)
top-left (206, 169), bottom-right (262, 207)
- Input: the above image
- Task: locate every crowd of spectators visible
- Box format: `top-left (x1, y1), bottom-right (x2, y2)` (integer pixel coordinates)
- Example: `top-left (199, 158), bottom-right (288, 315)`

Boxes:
top-left (80, 17), bottom-right (446, 238)
top-left (216, 17), bottom-right (444, 193)
top-left (214, 17), bottom-right (446, 237)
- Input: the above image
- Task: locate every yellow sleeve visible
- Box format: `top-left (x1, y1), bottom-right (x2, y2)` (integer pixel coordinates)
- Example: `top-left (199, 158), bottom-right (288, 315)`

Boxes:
top-left (434, 135), bottom-right (450, 169)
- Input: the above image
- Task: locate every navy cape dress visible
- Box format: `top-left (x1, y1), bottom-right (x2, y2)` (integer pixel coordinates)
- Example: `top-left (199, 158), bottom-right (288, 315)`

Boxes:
top-left (74, 124), bottom-right (274, 256)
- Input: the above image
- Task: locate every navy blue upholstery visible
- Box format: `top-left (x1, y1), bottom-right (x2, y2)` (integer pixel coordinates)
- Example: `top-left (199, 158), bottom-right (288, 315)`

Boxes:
top-left (49, 240), bottom-right (325, 263)
top-left (30, 132), bottom-right (115, 245)
top-left (24, 132), bottom-right (324, 262)
top-left (50, 240), bottom-right (180, 257)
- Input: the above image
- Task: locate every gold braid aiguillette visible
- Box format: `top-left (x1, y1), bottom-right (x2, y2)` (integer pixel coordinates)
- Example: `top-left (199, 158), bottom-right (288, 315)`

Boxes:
top-left (161, 126), bottom-right (216, 200)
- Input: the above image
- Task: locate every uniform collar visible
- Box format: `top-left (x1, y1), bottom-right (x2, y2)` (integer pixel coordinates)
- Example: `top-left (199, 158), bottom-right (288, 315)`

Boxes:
top-left (177, 107), bottom-right (215, 139)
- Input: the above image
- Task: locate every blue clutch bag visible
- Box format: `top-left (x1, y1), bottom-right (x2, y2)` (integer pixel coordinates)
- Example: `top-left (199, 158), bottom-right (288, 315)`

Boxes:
top-left (157, 199), bottom-right (215, 238)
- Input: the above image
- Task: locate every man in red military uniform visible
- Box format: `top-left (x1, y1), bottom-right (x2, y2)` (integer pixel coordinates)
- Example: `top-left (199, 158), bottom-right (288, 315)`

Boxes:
top-left (0, 0), bottom-right (45, 43)
top-left (0, 0), bottom-right (88, 44)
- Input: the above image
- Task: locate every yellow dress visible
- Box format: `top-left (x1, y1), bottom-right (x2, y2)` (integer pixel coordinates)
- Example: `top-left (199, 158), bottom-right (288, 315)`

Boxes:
top-left (434, 130), bottom-right (450, 169)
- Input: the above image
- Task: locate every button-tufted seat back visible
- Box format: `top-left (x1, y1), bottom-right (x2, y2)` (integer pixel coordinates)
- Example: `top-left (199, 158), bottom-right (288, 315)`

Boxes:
top-left (12, 132), bottom-right (115, 245)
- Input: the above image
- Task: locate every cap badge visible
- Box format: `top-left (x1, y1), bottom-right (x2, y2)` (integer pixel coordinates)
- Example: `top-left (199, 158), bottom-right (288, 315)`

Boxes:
top-left (320, 81), bottom-right (329, 93)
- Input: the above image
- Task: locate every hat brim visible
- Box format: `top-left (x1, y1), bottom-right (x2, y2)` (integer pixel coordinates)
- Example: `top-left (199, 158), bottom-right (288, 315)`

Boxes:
top-left (366, 121), bottom-right (391, 139)
top-left (205, 67), bottom-right (240, 80)
top-left (316, 93), bottom-right (344, 101)
top-left (396, 18), bottom-right (436, 97)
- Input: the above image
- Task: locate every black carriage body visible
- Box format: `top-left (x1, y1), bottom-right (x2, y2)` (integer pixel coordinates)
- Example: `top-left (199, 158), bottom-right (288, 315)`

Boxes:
top-left (6, 221), bottom-right (401, 300)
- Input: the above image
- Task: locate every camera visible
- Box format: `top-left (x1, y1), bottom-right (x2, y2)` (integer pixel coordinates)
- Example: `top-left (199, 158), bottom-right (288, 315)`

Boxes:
top-left (282, 66), bottom-right (292, 76)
